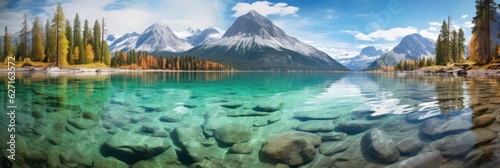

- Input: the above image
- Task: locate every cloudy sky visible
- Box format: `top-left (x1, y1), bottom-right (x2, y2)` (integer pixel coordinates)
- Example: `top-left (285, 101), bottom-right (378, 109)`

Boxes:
top-left (0, 0), bottom-right (477, 58)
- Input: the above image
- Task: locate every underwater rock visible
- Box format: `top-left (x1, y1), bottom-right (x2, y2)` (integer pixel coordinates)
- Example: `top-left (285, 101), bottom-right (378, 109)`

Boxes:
top-left (253, 102), bottom-right (283, 112)
top-left (336, 120), bottom-right (375, 133)
top-left (321, 132), bottom-right (347, 141)
top-left (188, 159), bottom-right (226, 168)
top-left (472, 114), bottom-right (495, 128)
top-left (104, 131), bottom-right (171, 160)
top-left (386, 151), bottom-right (443, 168)
top-left (261, 131), bottom-right (321, 166)
top-left (433, 128), bottom-right (496, 157)
top-left (65, 125), bottom-right (78, 134)
top-left (140, 104), bottom-right (164, 112)
top-left (67, 112), bottom-right (99, 130)
top-left (159, 115), bottom-right (184, 122)
top-left (221, 102), bottom-right (244, 109)
top-left (319, 139), bottom-right (355, 156)
top-left (140, 124), bottom-right (160, 134)
top-left (175, 125), bottom-right (225, 162)
top-left (94, 156), bottom-right (128, 168)
top-left (203, 117), bottom-right (233, 136)
top-left (298, 154), bottom-right (337, 168)
top-left (464, 144), bottom-right (500, 168)
top-left (268, 113), bottom-right (283, 123)
top-left (226, 110), bottom-right (269, 117)
top-left (420, 115), bottom-right (473, 137)
top-left (183, 104), bottom-right (197, 109)
top-left (296, 120), bottom-right (336, 132)
top-left (275, 163), bottom-right (291, 168)
top-left (397, 137), bottom-right (424, 155)
top-left (253, 118), bottom-right (269, 127)
top-left (362, 128), bottom-right (400, 163)
top-left (131, 147), bottom-right (183, 168)
top-left (151, 130), bottom-right (169, 138)
top-left (229, 143), bottom-right (253, 154)
top-left (215, 124), bottom-right (251, 144)
top-left (293, 112), bottom-right (341, 120)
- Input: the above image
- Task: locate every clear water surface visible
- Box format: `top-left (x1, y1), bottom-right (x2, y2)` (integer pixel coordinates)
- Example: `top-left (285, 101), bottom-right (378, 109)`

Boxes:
top-left (0, 72), bottom-right (498, 168)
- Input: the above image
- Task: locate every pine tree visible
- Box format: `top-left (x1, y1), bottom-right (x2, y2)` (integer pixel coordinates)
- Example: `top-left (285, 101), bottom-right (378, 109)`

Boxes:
top-left (458, 28), bottom-right (466, 63)
top-left (65, 20), bottom-right (73, 64)
top-left (451, 30), bottom-right (458, 63)
top-left (31, 16), bottom-right (45, 62)
top-left (52, 2), bottom-right (69, 67)
top-left (18, 13), bottom-right (29, 61)
top-left (73, 13), bottom-right (85, 64)
top-left (45, 19), bottom-right (55, 62)
top-left (103, 41), bottom-right (111, 66)
top-left (3, 26), bottom-right (13, 61)
top-left (472, 0), bottom-right (497, 64)
top-left (71, 46), bottom-right (79, 64)
top-left (435, 34), bottom-right (445, 65)
top-left (92, 20), bottom-right (101, 62)
top-left (83, 19), bottom-right (91, 63)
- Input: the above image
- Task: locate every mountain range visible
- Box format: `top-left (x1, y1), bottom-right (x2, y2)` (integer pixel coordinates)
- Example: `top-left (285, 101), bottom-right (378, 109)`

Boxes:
top-left (366, 33), bottom-right (435, 70)
top-left (344, 46), bottom-right (385, 71)
top-left (183, 10), bottom-right (347, 70)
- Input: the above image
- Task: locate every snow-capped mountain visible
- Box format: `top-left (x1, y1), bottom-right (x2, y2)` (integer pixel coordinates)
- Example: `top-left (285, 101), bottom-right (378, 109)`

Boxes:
top-left (367, 33), bottom-right (435, 70)
top-left (183, 10), bottom-right (348, 70)
top-left (345, 46), bottom-right (385, 71)
top-left (187, 28), bottom-right (222, 46)
top-left (109, 32), bottom-right (140, 52)
top-left (134, 23), bottom-right (192, 52)
top-left (106, 35), bottom-right (116, 44)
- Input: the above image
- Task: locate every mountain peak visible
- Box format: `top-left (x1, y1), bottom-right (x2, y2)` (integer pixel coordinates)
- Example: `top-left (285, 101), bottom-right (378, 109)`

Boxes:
top-left (223, 9), bottom-right (287, 38)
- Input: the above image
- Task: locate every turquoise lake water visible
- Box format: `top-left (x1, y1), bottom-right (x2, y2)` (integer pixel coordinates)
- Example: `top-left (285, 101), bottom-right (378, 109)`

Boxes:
top-left (0, 72), bottom-right (499, 167)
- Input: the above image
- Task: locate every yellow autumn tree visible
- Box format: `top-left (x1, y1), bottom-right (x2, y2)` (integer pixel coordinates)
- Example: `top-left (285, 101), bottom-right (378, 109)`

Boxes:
top-left (86, 43), bottom-right (94, 63)
top-left (468, 33), bottom-right (478, 63)
top-left (70, 46), bottom-right (79, 64)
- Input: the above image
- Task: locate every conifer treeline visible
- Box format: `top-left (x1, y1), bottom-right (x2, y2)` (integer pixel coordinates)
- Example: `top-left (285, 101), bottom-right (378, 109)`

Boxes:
top-left (470, 0), bottom-right (500, 64)
top-left (435, 17), bottom-right (466, 65)
top-left (395, 57), bottom-right (436, 71)
top-left (111, 50), bottom-right (232, 71)
top-left (1, 3), bottom-right (111, 66)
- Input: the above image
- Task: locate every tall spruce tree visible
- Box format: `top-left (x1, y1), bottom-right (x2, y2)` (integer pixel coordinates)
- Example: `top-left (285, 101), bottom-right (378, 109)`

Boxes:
top-left (451, 30), bottom-right (458, 63)
top-left (82, 19), bottom-right (91, 63)
top-left (19, 13), bottom-right (29, 61)
top-left (92, 20), bottom-right (101, 62)
top-left (65, 20), bottom-right (73, 64)
top-left (52, 2), bottom-right (69, 66)
top-left (45, 19), bottom-right (55, 62)
top-left (73, 13), bottom-right (85, 64)
top-left (31, 16), bottom-right (45, 62)
top-left (458, 28), bottom-right (466, 63)
top-left (3, 26), bottom-right (13, 61)
top-left (471, 0), bottom-right (497, 64)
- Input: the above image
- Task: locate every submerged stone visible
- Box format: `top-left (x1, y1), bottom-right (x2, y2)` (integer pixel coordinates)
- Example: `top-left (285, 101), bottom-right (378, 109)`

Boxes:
top-left (226, 111), bottom-right (269, 117)
top-left (296, 120), bottom-right (335, 132)
top-left (215, 124), bottom-right (251, 144)
top-left (261, 131), bottom-right (321, 166)
top-left (433, 129), bottom-right (496, 157)
top-left (94, 157), bottom-right (128, 168)
top-left (221, 102), bottom-right (244, 109)
top-left (386, 151), bottom-right (443, 168)
top-left (362, 128), bottom-right (400, 163)
top-left (229, 143), bottom-right (253, 154)
top-left (140, 104), bottom-right (164, 112)
top-left (104, 131), bottom-right (171, 160)
top-left (397, 137), bottom-right (424, 155)
top-left (420, 115), bottom-right (473, 137)
top-left (472, 114), bottom-right (495, 128)
top-left (464, 144), bottom-right (500, 168)
top-left (336, 120), bottom-right (375, 133)
top-left (293, 112), bottom-right (341, 120)
top-left (321, 132), bottom-right (347, 141)
top-left (67, 116), bottom-right (98, 130)
top-left (253, 102), bottom-right (283, 112)
top-left (159, 115), bottom-right (184, 122)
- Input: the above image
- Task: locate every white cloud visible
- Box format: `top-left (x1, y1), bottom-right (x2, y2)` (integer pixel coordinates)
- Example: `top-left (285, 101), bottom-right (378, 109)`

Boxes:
top-left (461, 14), bottom-right (468, 19)
top-left (428, 26), bottom-right (438, 31)
top-left (419, 29), bottom-right (438, 40)
top-left (231, 1), bottom-right (299, 17)
top-left (2, 0), bottom-right (229, 37)
top-left (343, 27), bottom-right (418, 41)
top-left (429, 22), bottom-right (441, 26)
top-left (463, 21), bottom-right (474, 28)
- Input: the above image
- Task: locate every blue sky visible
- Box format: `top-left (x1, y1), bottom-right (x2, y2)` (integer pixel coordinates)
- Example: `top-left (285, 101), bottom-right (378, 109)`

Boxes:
top-left (0, 0), bottom-right (479, 58)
